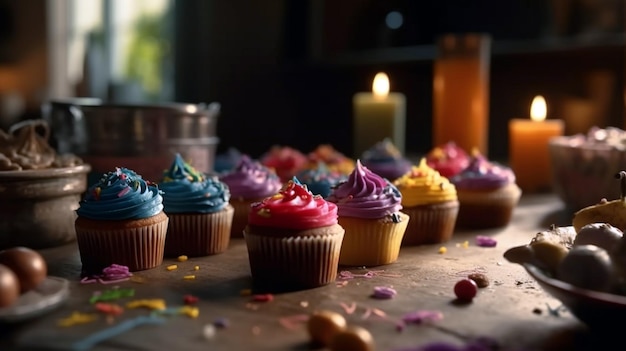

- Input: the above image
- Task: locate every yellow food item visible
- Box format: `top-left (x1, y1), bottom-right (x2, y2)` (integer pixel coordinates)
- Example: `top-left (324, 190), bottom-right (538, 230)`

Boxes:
top-left (330, 326), bottom-right (374, 351)
top-left (572, 171), bottom-right (626, 233)
top-left (307, 310), bottom-right (347, 347)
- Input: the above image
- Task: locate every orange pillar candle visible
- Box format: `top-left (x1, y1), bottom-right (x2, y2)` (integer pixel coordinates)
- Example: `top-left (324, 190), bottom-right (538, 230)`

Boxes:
top-left (509, 96), bottom-right (564, 193)
top-left (353, 72), bottom-right (406, 158)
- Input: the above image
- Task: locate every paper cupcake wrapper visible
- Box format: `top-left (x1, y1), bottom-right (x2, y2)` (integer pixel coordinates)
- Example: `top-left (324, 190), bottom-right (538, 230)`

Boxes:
top-left (337, 214), bottom-right (409, 266)
top-left (243, 229), bottom-right (344, 289)
top-left (164, 205), bottom-right (234, 257)
top-left (230, 199), bottom-right (261, 238)
top-left (402, 201), bottom-right (459, 246)
top-left (75, 216), bottom-right (169, 273)
top-left (456, 184), bottom-right (522, 229)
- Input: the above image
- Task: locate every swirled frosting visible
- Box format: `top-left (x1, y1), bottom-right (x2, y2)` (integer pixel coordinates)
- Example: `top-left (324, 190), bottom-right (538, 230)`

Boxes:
top-left (248, 178), bottom-right (338, 230)
top-left (296, 161), bottom-right (347, 198)
top-left (393, 158), bottom-right (457, 207)
top-left (260, 145), bottom-right (307, 182)
top-left (425, 141), bottom-right (470, 178)
top-left (327, 160), bottom-right (402, 219)
top-left (450, 151), bottom-right (516, 190)
top-left (219, 155), bottom-right (282, 199)
top-left (214, 147), bottom-right (243, 174)
top-left (159, 153), bottom-right (230, 214)
top-left (307, 144), bottom-right (355, 175)
top-left (361, 138), bottom-right (412, 181)
top-left (77, 167), bottom-right (164, 220)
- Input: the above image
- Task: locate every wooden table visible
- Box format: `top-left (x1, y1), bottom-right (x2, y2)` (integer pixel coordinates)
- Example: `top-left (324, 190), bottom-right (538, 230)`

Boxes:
top-left (0, 194), bottom-right (618, 350)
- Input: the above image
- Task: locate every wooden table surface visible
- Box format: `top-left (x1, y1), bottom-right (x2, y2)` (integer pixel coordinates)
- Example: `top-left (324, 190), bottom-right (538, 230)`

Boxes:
top-left (0, 193), bottom-right (619, 351)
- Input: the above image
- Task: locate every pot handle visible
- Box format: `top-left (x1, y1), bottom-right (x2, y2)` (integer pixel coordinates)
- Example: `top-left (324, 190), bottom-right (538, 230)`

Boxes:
top-left (8, 119), bottom-right (51, 141)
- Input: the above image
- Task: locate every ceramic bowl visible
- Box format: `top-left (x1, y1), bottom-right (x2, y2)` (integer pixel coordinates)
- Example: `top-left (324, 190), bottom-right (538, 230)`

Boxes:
top-left (548, 128), bottom-right (626, 213)
top-left (0, 164), bottom-right (91, 249)
top-left (522, 263), bottom-right (626, 331)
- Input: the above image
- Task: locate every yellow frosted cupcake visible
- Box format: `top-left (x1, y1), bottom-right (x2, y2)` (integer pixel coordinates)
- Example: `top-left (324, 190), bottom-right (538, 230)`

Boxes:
top-left (327, 160), bottom-right (409, 266)
top-left (393, 158), bottom-right (459, 246)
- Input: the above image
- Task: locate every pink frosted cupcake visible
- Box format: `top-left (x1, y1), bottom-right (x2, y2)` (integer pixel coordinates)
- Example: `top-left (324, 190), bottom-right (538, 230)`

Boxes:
top-left (450, 151), bottom-right (522, 229)
top-left (219, 155), bottom-right (282, 237)
top-left (307, 144), bottom-right (355, 175)
top-left (361, 138), bottom-right (412, 182)
top-left (160, 154), bottom-right (233, 257)
top-left (260, 145), bottom-right (308, 182)
top-left (244, 179), bottom-right (345, 290)
top-left (327, 160), bottom-right (409, 266)
top-left (425, 141), bottom-right (470, 178)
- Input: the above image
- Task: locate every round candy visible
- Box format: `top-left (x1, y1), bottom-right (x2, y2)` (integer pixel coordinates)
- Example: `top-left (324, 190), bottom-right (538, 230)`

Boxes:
top-left (330, 325), bottom-right (374, 351)
top-left (0, 264), bottom-right (20, 308)
top-left (557, 244), bottom-right (615, 292)
top-left (454, 278), bottom-right (478, 302)
top-left (0, 247), bottom-right (47, 293)
top-left (307, 310), bottom-right (347, 347)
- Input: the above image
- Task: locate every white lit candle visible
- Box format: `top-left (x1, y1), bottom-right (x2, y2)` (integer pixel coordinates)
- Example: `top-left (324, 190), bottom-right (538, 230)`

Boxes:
top-left (509, 96), bottom-right (564, 193)
top-left (353, 72), bottom-right (406, 158)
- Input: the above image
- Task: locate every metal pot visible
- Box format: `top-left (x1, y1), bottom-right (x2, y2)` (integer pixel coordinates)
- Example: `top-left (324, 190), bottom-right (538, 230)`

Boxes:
top-left (43, 100), bottom-right (220, 181)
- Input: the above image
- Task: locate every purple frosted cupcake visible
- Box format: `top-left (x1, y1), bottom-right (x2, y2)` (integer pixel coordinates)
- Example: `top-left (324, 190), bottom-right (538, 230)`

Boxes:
top-left (361, 138), bottom-right (412, 181)
top-left (219, 155), bottom-right (282, 237)
top-left (296, 161), bottom-right (347, 198)
top-left (450, 151), bottom-right (522, 229)
top-left (327, 160), bottom-right (410, 266)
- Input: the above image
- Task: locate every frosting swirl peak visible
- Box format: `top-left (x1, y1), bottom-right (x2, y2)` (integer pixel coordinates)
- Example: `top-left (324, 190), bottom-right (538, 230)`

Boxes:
top-left (393, 158), bottom-right (457, 207)
top-left (450, 152), bottom-right (516, 190)
top-left (219, 155), bottom-right (282, 199)
top-left (327, 160), bottom-right (403, 219)
top-left (77, 167), bottom-right (164, 220)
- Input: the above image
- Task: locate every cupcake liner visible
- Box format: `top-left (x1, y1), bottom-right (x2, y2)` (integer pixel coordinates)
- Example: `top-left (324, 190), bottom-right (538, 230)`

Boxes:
top-left (456, 184), bottom-right (522, 229)
top-left (402, 201), bottom-right (459, 246)
top-left (243, 228), bottom-right (344, 289)
top-left (337, 213), bottom-right (409, 266)
top-left (164, 205), bottom-right (234, 257)
top-left (230, 198), bottom-right (262, 238)
top-left (75, 213), bottom-right (169, 274)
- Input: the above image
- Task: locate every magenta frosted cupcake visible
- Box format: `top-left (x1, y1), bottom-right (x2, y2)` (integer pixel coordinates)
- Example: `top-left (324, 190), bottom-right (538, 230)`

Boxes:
top-left (425, 141), bottom-right (470, 178)
top-left (450, 151), bottom-right (522, 229)
top-left (361, 138), bottom-right (412, 182)
top-left (327, 160), bottom-right (409, 266)
top-left (260, 145), bottom-right (308, 182)
top-left (219, 155), bottom-right (282, 237)
top-left (296, 161), bottom-right (347, 198)
top-left (160, 154), bottom-right (233, 257)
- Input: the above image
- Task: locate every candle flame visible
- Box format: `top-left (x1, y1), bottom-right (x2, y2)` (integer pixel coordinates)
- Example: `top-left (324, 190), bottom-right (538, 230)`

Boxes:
top-left (372, 72), bottom-right (390, 98)
top-left (530, 95), bottom-right (547, 122)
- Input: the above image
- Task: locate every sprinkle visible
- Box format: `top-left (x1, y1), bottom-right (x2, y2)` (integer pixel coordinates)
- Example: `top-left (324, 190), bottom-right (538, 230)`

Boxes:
top-left (117, 186), bottom-right (130, 197)
top-left (126, 299), bottom-right (166, 311)
top-left (372, 286), bottom-right (397, 299)
top-left (391, 213), bottom-right (401, 223)
top-left (203, 324), bottom-right (216, 340)
top-left (179, 305), bottom-right (200, 318)
top-left (300, 301), bottom-right (309, 308)
top-left (94, 303), bottom-right (124, 316)
top-left (166, 265), bottom-right (178, 271)
top-left (240, 289), bottom-right (252, 296)
top-left (476, 235), bottom-right (497, 247)
top-left (402, 310), bottom-right (444, 325)
top-left (438, 246), bottom-right (447, 254)
top-left (177, 255), bottom-right (189, 262)
top-left (183, 275), bottom-right (196, 280)
top-left (251, 326), bottom-right (261, 335)
top-left (214, 318), bottom-right (230, 328)
top-left (194, 265), bottom-right (200, 271)
top-left (339, 302), bottom-right (357, 315)
top-left (252, 294), bottom-right (274, 302)
top-left (279, 314), bottom-right (309, 330)
top-left (57, 312), bottom-right (98, 327)
top-left (71, 316), bottom-right (166, 351)
top-left (89, 288), bottom-right (135, 304)
top-left (257, 208), bottom-right (271, 218)
top-left (184, 294), bottom-right (199, 305)
top-left (456, 240), bottom-right (469, 248)
top-left (81, 264), bottom-right (133, 285)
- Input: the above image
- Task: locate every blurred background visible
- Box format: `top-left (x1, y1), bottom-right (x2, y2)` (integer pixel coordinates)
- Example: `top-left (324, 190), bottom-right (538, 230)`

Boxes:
top-left (0, 0), bottom-right (624, 161)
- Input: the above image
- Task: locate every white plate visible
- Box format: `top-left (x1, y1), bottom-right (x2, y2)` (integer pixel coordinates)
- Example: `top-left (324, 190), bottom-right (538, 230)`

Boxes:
top-left (0, 276), bottom-right (69, 323)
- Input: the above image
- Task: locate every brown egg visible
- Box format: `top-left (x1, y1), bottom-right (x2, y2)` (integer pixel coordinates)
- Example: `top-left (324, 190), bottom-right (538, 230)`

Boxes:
top-left (0, 247), bottom-right (47, 293)
top-left (0, 263), bottom-right (20, 308)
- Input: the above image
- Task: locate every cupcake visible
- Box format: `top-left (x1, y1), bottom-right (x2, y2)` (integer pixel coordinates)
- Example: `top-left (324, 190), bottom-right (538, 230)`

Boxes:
top-left (393, 159), bottom-right (459, 246)
top-left (219, 155), bottom-right (283, 237)
top-left (159, 153), bottom-right (234, 257)
top-left (327, 160), bottom-right (409, 266)
top-left (296, 161), bottom-right (347, 198)
top-left (243, 179), bottom-right (345, 290)
top-left (307, 144), bottom-right (355, 175)
top-left (213, 147), bottom-right (243, 174)
top-left (74, 167), bottom-right (169, 274)
top-left (425, 141), bottom-right (470, 178)
top-left (260, 145), bottom-right (308, 182)
top-left (450, 151), bottom-right (522, 229)
top-left (361, 138), bottom-right (412, 182)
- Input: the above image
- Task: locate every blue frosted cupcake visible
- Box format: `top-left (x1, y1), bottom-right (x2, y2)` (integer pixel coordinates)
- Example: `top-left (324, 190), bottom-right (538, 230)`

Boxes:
top-left (361, 138), bottom-right (412, 182)
top-left (160, 153), bottom-right (234, 257)
top-left (75, 167), bottom-right (169, 274)
top-left (296, 161), bottom-right (347, 198)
